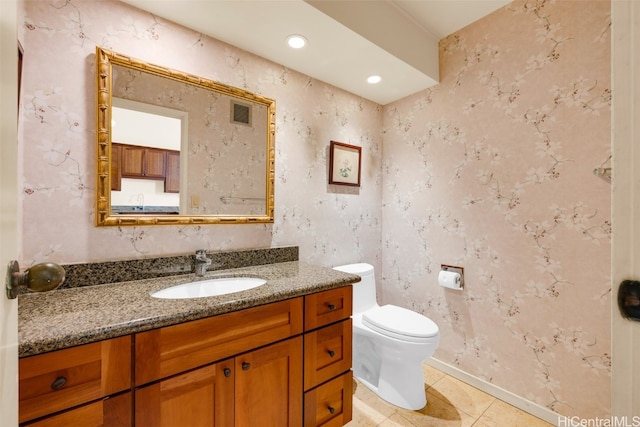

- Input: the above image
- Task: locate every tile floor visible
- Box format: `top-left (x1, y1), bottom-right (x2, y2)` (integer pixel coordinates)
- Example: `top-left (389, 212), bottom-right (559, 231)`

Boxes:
top-left (345, 364), bottom-right (555, 427)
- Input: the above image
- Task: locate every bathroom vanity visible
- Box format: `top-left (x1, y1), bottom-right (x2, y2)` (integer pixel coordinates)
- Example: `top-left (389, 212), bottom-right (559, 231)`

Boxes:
top-left (17, 258), bottom-right (358, 426)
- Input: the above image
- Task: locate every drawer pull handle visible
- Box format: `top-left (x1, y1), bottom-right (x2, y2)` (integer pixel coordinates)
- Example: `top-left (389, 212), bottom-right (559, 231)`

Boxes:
top-left (328, 406), bottom-right (336, 414)
top-left (51, 376), bottom-right (67, 391)
top-left (242, 362), bottom-right (251, 371)
top-left (223, 368), bottom-right (232, 377)
top-left (328, 349), bottom-right (335, 357)
top-left (327, 303), bottom-right (336, 310)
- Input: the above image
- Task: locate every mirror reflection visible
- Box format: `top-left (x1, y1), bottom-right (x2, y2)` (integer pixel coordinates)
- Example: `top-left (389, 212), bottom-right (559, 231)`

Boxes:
top-left (111, 97), bottom-right (183, 215)
top-left (95, 47), bottom-right (275, 226)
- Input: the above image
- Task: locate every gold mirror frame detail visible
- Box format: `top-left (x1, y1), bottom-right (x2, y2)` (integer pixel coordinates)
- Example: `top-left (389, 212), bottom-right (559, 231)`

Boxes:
top-left (95, 47), bottom-right (275, 226)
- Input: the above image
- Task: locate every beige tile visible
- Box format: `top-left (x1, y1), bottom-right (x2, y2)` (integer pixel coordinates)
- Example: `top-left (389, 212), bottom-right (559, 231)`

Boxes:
top-left (345, 380), bottom-right (399, 427)
top-left (472, 399), bottom-right (555, 427)
top-left (423, 363), bottom-right (447, 387)
top-left (347, 367), bottom-right (551, 427)
top-left (377, 413), bottom-right (416, 426)
top-left (394, 392), bottom-right (477, 427)
top-left (427, 375), bottom-right (495, 419)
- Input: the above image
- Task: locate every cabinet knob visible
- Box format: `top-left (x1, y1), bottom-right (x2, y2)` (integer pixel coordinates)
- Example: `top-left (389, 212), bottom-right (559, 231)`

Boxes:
top-left (51, 376), bottom-right (67, 391)
top-left (327, 349), bottom-right (335, 358)
top-left (242, 362), bottom-right (251, 371)
top-left (223, 368), bottom-right (232, 377)
top-left (328, 406), bottom-right (336, 414)
top-left (327, 303), bottom-right (336, 310)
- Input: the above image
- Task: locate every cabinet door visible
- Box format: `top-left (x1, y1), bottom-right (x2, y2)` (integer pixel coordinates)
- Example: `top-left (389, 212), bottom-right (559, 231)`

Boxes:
top-left (144, 148), bottom-right (166, 178)
top-left (135, 359), bottom-right (234, 427)
top-left (235, 336), bottom-right (303, 427)
top-left (165, 151), bottom-right (180, 193)
top-left (121, 146), bottom-right (144, 177)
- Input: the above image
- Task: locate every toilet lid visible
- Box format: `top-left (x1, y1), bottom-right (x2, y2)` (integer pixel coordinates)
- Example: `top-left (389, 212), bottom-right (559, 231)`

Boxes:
top-left (363, 305), bottom-right (439, 339)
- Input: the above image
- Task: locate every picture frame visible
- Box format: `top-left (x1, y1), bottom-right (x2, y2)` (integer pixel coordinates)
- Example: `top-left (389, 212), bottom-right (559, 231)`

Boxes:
top-left (329, 140), bottom-right (361, 186)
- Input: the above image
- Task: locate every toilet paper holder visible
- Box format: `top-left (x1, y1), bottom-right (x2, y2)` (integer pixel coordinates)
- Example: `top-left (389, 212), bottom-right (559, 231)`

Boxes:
top-left (440, 264), bottom-right (464, 290)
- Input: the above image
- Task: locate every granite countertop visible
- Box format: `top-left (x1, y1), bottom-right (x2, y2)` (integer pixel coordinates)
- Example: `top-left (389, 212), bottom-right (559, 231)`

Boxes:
top-left (18, 261), bottom-right (360, 358)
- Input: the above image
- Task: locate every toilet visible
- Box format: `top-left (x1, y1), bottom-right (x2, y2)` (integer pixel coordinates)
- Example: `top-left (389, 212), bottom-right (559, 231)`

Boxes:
top-left (333, 263), bottom-right (440, 410)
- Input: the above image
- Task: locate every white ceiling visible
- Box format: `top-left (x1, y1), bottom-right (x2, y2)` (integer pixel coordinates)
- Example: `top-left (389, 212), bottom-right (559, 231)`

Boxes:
top-left (121, 0), bottom-right (509, 105)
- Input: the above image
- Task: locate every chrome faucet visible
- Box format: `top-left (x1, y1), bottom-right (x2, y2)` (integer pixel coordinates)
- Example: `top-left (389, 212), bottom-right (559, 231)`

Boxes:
top-left (194, 249), bottom-right (212, 277)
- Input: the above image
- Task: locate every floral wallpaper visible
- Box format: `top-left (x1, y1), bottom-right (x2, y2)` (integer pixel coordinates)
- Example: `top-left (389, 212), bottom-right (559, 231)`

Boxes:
top-left (381, 0), bottom-right (611, 419)
top-left (19, 0), bottom-right (611, 420)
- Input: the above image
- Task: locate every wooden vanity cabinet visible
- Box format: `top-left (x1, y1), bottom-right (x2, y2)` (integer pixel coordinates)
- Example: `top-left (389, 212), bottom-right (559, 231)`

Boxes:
top-left (18, 336), bottom-right (131, 425)
top-left (19, 285), bottom-right (354, 427)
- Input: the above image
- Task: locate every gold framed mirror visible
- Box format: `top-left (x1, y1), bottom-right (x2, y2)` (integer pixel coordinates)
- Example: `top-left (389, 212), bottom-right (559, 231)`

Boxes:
top-left (95, 47), bottom-right (275, 226)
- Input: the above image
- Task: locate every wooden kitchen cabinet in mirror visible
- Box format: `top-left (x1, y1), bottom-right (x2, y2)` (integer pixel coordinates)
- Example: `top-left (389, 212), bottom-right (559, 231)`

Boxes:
top-left (95, 47), bottom-right (275, 226)
top-left (110, 143), bottom-right (179, 197)
top-left (120, 145), bottom-right (166, 179)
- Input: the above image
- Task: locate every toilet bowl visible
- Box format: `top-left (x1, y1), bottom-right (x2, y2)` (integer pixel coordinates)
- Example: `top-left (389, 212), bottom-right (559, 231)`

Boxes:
top-left (333, 263), bottom-right (440, 410)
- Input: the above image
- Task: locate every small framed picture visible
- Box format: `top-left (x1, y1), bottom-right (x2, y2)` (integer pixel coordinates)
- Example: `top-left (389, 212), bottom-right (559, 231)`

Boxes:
top-left (329, 141), bottom-right (361, 186)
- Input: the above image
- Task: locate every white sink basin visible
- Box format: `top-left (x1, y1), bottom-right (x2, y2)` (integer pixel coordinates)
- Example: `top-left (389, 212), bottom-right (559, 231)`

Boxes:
top-left (151, 277), bottom-right (266, 299)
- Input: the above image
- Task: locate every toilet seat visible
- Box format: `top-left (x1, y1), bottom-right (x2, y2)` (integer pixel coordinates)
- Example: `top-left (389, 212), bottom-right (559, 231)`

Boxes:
top-left (362, 305), bottom-right (439, 343)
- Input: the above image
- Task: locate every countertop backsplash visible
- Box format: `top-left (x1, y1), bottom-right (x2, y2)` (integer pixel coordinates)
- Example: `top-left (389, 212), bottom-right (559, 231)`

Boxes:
top-left (58, 246), bottom-right (299, 289)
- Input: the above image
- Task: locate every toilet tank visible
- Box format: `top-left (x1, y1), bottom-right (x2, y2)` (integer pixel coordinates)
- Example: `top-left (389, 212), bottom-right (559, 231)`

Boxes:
top-left (333, 263), bottom-right (378, 314)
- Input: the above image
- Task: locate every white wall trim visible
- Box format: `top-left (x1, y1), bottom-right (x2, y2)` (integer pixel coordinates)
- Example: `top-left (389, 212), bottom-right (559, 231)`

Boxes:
top-left (611, 0), bottom-right (640, 417)
top-left (426, 358), bottom-right (559, 426)
top-left (0, 0), bottom-right (19, 425)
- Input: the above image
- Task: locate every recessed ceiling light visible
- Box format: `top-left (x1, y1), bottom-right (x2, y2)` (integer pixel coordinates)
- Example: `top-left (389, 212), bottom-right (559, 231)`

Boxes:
top-left (367, 75), bottom-right (382, 84)
top-left (286, 34), bottom-right (307, 49)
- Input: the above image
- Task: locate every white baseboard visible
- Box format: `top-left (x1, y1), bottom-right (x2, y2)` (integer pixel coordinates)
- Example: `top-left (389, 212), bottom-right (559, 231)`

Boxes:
top-left (425, 358), bottom-right (559, 426)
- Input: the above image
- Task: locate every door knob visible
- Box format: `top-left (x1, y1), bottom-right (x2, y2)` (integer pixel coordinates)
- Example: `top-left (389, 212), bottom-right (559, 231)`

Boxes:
top-left (618, 280), bottom-right (640, 321)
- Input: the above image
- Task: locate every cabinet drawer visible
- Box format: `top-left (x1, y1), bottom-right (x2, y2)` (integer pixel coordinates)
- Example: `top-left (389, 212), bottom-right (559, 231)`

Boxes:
top-left (304, 286), bottom-right (352, 331)
top-left (135, 297), bottom-right (304, 385)
top-left (19, 336), bottom-right (131, 424)
top-left (304, 319), bottom-right (352, 391)
top-left (304, 371), bottom-right (353, 427)
top-left (22, 393), bottom-right (131, 427)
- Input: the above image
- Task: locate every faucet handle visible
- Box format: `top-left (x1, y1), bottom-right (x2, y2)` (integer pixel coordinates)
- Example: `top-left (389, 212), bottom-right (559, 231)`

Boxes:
top-left (195, 250), bottom-right (211, 266)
